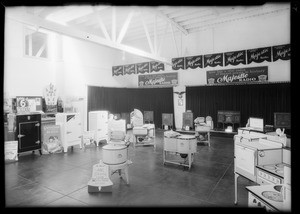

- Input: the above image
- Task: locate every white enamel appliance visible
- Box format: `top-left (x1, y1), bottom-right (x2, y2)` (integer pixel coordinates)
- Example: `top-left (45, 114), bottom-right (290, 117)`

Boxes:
top-left (102, 144), bottom-right (128, 165)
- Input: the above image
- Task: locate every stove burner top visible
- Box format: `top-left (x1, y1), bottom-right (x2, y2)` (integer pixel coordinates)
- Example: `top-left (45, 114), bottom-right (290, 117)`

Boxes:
top-left (275, 169), bottom-right (284, 175)
top-left (263, 165), bottom-right (276, 170)
top-left (259, 163), bottom-right (290, 178)
top-left (275, 163), bottom-right (285, 169)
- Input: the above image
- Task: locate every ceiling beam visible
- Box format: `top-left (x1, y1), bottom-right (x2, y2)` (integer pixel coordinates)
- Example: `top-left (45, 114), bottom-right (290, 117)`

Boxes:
top-left (140, 13), bottom-right (155, 54)
top-left (147, 8), bottom-right (188, 35)
top-left (111, 6), bottom-right (116, 42)
top-left (116, 11), bottom-right (134, 44)
top-left (6, 10), bottom-right (171, 65)
top-left (171, 25), bottom-right (179, 57)
top-left (157, 22), bottom-right (170, 56)
top-left (93, 8), bottom-right (111, 41)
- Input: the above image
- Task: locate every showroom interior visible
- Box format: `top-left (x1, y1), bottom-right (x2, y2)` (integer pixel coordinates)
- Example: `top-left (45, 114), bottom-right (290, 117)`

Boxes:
top-left (3, 2), bottom-right (294, 210)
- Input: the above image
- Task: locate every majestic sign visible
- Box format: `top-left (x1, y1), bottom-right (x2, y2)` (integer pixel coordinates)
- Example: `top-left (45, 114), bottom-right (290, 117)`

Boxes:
top-left (123, 64), bottom-right (136, 75)
top-left (112, 66), bottom-right (124, 76)
top-left (185, 55), bottom-right (202, 69)
top-left (138, 72), bottom-right (178, 87)
top-left (206, 66), bottom-right (268, 85)
top-left (204, 53), bottom-right (223, 67)
top-left (172, 57), bottom-right (185, 70)
top-left (247, 47), bottom-right (271, 64)
top-left (224, 50), bottom-right (246, 66)
top-left (136, 62), bottom-right (150, 74)
top-left (150, 61), bottom-right (164, 72)
top-left (272, 44), bottom-right (291, 61)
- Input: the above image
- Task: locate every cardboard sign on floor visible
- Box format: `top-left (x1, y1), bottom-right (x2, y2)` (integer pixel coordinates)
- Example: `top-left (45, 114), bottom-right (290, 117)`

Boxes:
top-left (88, 161), bottom-right (113, 193)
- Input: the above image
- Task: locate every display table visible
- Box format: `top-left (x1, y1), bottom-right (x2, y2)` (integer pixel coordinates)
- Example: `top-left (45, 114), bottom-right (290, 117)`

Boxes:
top-left (163, 135), bottom-right (197, 170)
top-left (108, 160), bottom-right (132, 184)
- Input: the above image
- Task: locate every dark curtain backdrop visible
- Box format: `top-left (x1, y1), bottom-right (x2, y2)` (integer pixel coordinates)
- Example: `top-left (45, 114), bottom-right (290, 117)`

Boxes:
top-left (87, 86), bottom-right (174, 127)
top-left (186, 82), bottom-right (291, 128)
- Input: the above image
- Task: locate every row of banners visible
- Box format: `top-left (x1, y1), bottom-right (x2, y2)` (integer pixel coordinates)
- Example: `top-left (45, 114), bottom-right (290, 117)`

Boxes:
top-left (113, 44), bottom-right (290, 76)
top-left (113, 61), bottom-right (164, 76)
top-left (138, 66), bottom-right (269, 87)
top-left (172, 44), bottom-right (290, 70)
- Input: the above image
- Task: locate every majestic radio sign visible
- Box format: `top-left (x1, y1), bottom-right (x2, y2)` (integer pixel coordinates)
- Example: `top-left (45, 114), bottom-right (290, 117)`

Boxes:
top-left (206, 66), bottom-right (268, 85)
top-left (138, 72), bottom-right (178, 87)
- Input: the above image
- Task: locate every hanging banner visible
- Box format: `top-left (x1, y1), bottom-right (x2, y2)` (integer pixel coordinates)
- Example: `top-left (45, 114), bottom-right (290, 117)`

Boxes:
top-left (204, 53), bottom-right (223, 68)
top-left (224, 50), bottom-right (246, 66)
top-left (112, 66), bottom-right (123, 76)
top-left (206, 66), bottom-right (268, 85)
top-left (185, 55), bottom-right (202, 69)
top-left (172, 57), bottom-right (185, 70)
top-left (247, 47), bottom-right (271, 64)
top-left (150, 61), bottom-right (164, 72)
top-left (138, 72), bottom-right (178, 87)
top-left (272, 44), bottom-right (291, 61)
top-left (136, 62), bottom-right (150, 74)
top-left (124, 64), bottom-right (136, 75)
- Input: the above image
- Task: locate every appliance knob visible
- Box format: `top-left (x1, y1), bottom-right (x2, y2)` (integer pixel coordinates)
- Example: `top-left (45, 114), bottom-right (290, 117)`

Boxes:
top-left (258, 202), bottom-right (261, 207)
top-left (253, 199), bottom-right (257, 203)
top-left (258, 151), bottom-right (265, 157)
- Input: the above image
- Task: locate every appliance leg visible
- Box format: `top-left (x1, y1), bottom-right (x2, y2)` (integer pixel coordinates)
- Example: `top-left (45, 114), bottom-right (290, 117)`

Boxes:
top-left (124, 166), bottom-right (129, 184)
top-left (188, 153), bottom-right (192, 170)
top-left (234, 173), bottom-right (239, 205)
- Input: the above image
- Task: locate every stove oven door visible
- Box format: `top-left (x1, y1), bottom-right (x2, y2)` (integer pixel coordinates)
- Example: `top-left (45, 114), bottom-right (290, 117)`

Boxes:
top-left (235, 144), bottom-right (257, 182)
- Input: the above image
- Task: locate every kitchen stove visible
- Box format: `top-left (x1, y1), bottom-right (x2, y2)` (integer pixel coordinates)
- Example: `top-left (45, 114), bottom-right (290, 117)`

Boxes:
top-left (256, 163), bottom-right (290, 185)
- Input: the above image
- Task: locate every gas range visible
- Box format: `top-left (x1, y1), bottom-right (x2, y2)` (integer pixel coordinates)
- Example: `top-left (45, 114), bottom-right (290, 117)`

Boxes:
top-left (256, 163), bottom-right (290, 185)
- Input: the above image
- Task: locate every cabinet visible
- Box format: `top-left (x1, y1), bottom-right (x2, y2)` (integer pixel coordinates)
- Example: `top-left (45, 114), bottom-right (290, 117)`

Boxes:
top-left (15, 113), bottom-right (42, 155)
top-left (217, 110), bottom-right (240, 130)
top-left (162, 113), bottom-right (173, 129)
top-left (182, 112), bottom-right (193, 129)
top-left (88, 111), bottom-right (109, 146)
top-left (56, 113), bottom-right (83, 152)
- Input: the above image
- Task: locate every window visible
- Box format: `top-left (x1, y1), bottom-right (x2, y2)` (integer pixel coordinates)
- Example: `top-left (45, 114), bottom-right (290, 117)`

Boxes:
top-left (24, 27), bottom-right (49, 59)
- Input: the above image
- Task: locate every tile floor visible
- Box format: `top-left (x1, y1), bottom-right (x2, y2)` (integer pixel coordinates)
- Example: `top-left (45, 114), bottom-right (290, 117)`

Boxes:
top-left (4, 129), bottom-right (257, 208)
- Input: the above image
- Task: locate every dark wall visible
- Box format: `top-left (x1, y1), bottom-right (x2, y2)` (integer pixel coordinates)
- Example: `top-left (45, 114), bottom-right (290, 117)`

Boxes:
top-left (186, 82), bottom-right (291, 128)
top-left (87, 86), bottom-right (174, 127)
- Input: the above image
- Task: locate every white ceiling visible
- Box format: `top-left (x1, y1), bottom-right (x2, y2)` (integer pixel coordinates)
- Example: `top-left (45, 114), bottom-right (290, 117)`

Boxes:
top-left (25, 3), bottom-right (290, 42)
top-left (7, 3), bottom-right (290, 64)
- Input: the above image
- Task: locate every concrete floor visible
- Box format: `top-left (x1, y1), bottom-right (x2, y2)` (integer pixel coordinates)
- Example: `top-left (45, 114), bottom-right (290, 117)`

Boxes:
top-left (4, 129), bottom-right (257, 208)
